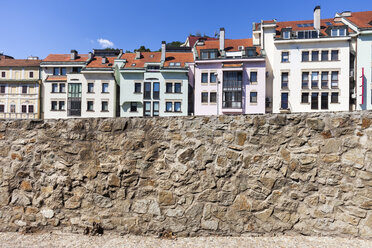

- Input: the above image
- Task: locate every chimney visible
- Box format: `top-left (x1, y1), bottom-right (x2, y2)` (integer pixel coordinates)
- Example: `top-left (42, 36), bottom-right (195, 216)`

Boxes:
top-left (314, 6), bottom-right (321, 30)
top-left (161, 41), bottom-right (166, 62)
top-left (102, 56), bottom-right (107, 64)
top-left (88, 52), bottom-right (93, 61)
top-left (135, 51), bottom-right (141, 59)
top-left (70, 50), bottom-right (78, 60)
top-left (219, 28), bottom-right (225, 51)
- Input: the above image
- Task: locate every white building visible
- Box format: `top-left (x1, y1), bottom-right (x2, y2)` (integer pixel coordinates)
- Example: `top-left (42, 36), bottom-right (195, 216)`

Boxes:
top-left (253, 6), bottom-right (355, 113)
top-left (40, 50), bottom-right (120, 119)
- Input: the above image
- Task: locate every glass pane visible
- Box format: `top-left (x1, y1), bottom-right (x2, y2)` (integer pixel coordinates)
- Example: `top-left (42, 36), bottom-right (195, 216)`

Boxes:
top-left (61, 68), bottom-right (66, 75)
top-left (175, 83), bottom-right (181, 93)
top-left (174, 102), bottom-right (181, 112)
top-left (202, 73), bottom-right (208, 83)
top-left (166, 102), bottom-right (172, 112)
top-left (210, 73), bottom-right (216, 83)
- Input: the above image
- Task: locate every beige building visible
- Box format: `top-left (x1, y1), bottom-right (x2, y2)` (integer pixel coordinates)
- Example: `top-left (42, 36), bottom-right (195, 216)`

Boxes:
top-left (0, 55), bottom-right (41, 119)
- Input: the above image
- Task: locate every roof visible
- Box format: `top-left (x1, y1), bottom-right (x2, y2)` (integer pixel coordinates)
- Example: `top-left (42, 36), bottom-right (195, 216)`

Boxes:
top-left (186, 36), bottom-right (219, 47)
top-left (45, 75), bottom-right (67, 82)
top-left (195, 38), bottom-right (261, 56)
top-left (86, 56), bottom-right (116, 68)
top-left (0, 58), bottom-right (41, 67)
top-left (43, 54), bottom-right (89, 62)
top-left (344, 11), bottom-right (372, 30)
top-left (275, 18), bottom-right (354, 37)
top-left (120, 52), bottom-right (192, 69)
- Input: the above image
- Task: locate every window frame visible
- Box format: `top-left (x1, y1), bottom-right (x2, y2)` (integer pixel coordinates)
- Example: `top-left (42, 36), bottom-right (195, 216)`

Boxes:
top-left (250, 91), bottom-right (258, 103)
top-left (301, 92), bottom-right (309, 103)
top-left (281, 51), bottom-right (289, 63)
top-left (281, 72), bottom-right (289, 89)
top-left (101, 101), bottom-right (109, 112)
top-left (209, 92), bottom-right (217, 103)
top-left (250, 71), bottom-right (258, 84)
top-left (130, 102), bottom-right (137, 112)
top-left (102, 83), bottom-right (109, 93)
top-left (87, 101), bottom-right (94, 111)
top-left (174, 102), bottom-right (181, 112)
top-left (165, 102), bottom-right (173, 112)
top-left (174, 83), bottom-right (182, 93)
top-left (302, 51), bottom-right (310, 62)
top-left (331, 50), bottom-right (339, 61)
top-left (134, 83), bottom-right (141, 93)
top-left (201, 92), bottom-right (208, 103)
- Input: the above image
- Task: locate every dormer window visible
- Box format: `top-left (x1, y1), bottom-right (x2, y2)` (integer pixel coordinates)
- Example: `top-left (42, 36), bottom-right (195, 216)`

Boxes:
top-left (200, 49), bottom-right (218, 60)
top-left (246, 47), bottom-right (257, 57)
top-left (131, 63), bottom-right (136, 67)
top-left (283, 31), bottom-right (291, 39)
top-left (331, 28), bottom-right (346, 37)
top-left (150, 55), bottom-right (154, 58)
top-left (147, 65), bottom-right (160, 71)
top-left (297, 30), bottom-right (318, 39)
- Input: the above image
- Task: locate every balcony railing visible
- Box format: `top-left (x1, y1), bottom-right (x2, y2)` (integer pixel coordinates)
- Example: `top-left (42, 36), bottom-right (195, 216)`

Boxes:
top-left (0, 112), bottom-right (37, 119)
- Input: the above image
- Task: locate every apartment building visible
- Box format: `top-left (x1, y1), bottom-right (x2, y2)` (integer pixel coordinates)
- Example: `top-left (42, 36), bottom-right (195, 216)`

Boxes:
top-left (0, 55), bottom-right (41, 119)
top-left (337, 11), bottom-right (372, 110)
top-left (191, 28), bottom-right (266, 116)
top-left (41, 49), bottom-right (119, 119)
top-left (115, 43), bottom-right (193, 117)
top-left (253, 6), bottom-right (355, 113)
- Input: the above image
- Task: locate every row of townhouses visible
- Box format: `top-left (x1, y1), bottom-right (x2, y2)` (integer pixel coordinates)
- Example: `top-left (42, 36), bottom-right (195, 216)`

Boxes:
top-left (0, 7), bottom-right (371, 119)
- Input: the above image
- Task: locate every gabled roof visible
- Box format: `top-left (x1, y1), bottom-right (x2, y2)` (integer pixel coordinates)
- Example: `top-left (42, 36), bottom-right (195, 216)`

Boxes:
top-left (86, 56), bottom-right (116, 68)
top-left (43, 54), bottom-right (89, 62)
top-left (186, 36), bottom-right (219, 47)
top-left (344, 11), bottom-right (372, 30)
top-left (119, 52), bottom-right (193, 69)
top-left (0, 58), bottom-right (41, 67)
top-left (195, 38), bottom-right (261, 56)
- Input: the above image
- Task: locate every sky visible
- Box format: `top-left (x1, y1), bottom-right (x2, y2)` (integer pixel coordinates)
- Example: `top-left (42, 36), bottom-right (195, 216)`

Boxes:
top-left (0, 0), bottom-right (371, 59)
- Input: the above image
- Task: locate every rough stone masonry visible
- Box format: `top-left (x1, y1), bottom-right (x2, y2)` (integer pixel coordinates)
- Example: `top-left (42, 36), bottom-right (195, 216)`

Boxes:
top-left (0, 112), bottom-right (372, 238)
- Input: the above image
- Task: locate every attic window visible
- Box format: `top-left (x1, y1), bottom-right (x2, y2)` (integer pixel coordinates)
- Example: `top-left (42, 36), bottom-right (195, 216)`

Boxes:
top-left (147, 65), bottom-right (160, 71)
top-left (169, 62), bottom-right (181, 66)
top-left (150, 55), bottom-right (154, 58)
top-left (131, 63), bottom-right (136, 67)
top-left (331, 28), bottom-right (346, 37)
top-left (369, 20), bottom-right (372, 26)
top-left (297, 23), bottom-right (313, 27)
top-left (283, 31), bottom-right (291, 39)
top-left (246, 47), bottom-right (257, 57)
top-left (325, 22), bottom-right (333, 26)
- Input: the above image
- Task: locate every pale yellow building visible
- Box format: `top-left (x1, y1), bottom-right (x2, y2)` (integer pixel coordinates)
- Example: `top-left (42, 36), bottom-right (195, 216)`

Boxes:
top-left (0, 55), bottom-right (41, 119)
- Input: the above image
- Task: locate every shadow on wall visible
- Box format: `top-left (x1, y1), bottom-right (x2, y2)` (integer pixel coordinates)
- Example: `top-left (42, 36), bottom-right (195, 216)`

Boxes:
top-left (122, 102), bottom-right (143, 113)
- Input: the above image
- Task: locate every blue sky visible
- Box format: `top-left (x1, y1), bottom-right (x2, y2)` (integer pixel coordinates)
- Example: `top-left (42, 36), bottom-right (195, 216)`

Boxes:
top-left (0, 0), bottom-right (370, 59)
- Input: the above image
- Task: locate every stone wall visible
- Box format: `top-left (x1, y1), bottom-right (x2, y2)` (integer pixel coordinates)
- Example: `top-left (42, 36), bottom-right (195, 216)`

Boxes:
top-left (0, 113), bottom-right (372, 237)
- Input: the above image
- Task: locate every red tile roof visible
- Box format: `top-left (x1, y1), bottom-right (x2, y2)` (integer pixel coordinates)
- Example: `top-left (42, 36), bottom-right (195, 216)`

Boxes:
top-left (43, 54), bottom-right (89, 62)
top-left (187, 36), bottom-right (219, 47)
top-left (345, 11), bottom-right (372, 29)
top-left (163, 52), bottom-right (193, 67)
top-left (86, 56), bottom-right (116, 68)
top-left (0, 58), bottom-right (41, 67)
top-left (120, 52), bottom-right (192, 69)
top-left (45, 75), bottom-right (67, 82)
top-left (195, 38), bottom-right (261, 56)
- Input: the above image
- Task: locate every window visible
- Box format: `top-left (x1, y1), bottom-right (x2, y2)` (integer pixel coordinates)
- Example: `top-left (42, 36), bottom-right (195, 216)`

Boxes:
top-left (281, 93), bottom-right (288, 109)
top-left (281, 52), bottom-right (289, 62)
top-left (53, 68), bottom-right (60, 76)
top-left (250, 92), bottom-right (257, 103)
top-left (210, 92), bottom-right (216, 103)
top-left (147, 65), bottom-right (160, 71)
top-left (331, 71), bottom-right (339, 88)
top-left (144, 101), bottom-right (151, 116)
top-left (0, 85), bottom-right (5, 93)
top-left (59, 101), bottom-right (65, 110)
top-left (153, 82), bottom-right (160, 99)
top-left (21, 105), bottom-right (27, 113)
top-left (134, 83), bottom-right (141, 93)
top-left (87, 101), bottom-right (94, 111)
top-left (28, 105), bottom-right (34, 113)
top-left (321, 51), bottom-right (329, 61)
top-left (302, 51), bottom-right (309, 62)
top-left (201, 73), bottom-right (208, 83)
top-left (102, 83), bottom-right (109, 93)
top-left (283, 31), bottom-right (291, 39)
top-left (200, 50), bottom-right (218, 59)
top-left (222, 71), bottom-right (243, 108)
top-left (51, 101), bottom-right (58, 110)
top-left (311, 72), bottom-right (319, 89)
top-left (153, 102), bottom-right (159, 116)
top-left (72, 67), bottom-right (81, 73)
top-left (321, 93), bottom-right (328, 109)
top-left (0, 105), bottom-right (4, 112)
top-left (61, 68), bottom-right (67, 75)
top-left (144, 82), bottom-right (151, 99)
top-left (312, 51), bottom-right (319, 61)
top-left (331, 50), bottom-right (339, 61)
top-left (29, 72), bottom-right (34, 78)
top-left (1, 72), bottom-right (5, 78)
top-left (166, 102), bottom-right (172, 112)
top-left (52, 83), bottom-right (58, 93)
top-left (210, 73), bottom-right (217, 83)
top-left (321, 72), bottom-right (328, 88)
top-left (311, 93), bottom-right (319, 110)
top-left (201, 92), bottom-right (208, 103)
top-left (331, 92), bottom-right (339, 103)
top-left (297, 30), bottom-right (318, 39)
top-left (174, 102), bottom-right (181, 112)
top-left (10, 104), bottom-right (15, 113)
top-left (22, 86), bottom-right (27, 94)
top-left (246, 48), bottom-right (257, 57)
top-left (250, 71), bottom-right (257, 83)
top-left (331, 28), bottom-right (346, 37)
top-left (88, 83), bottom-right (94, 93)
top-left (301, 93), bottom-right (309, 103)
top-left (302, 72), bottom-right (309, 89)
top-left (281, 72), bottom-right (288, 89)
top-left (130, 102), bottom-right (137, 112)
top-left (60, 83), bottom-right (65, 93)
top-left (174, 83), bottom-right (181, 93)
top-left (101, 101), bottom-right (108, 111)
top-left (166, 83), bottom-right (172, 93)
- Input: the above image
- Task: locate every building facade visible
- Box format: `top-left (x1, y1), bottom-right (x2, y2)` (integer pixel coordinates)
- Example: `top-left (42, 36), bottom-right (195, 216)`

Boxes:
top-left (41, 50), bottom-right (119, 119)
top-left (0, 56), bottom-right (41, 119)
top-left (337, 11), bottom-right (372, 110)
top-left (115, 42), bottom-right (193, 117)
top-left (253, 6), bottom-right (355, 113)
top-left (192, 28), bottom-right (266, 116)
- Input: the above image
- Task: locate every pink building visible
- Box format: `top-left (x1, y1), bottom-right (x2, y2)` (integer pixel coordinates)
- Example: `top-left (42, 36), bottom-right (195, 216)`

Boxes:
top-left (191, 28), bottom-right (266, 116)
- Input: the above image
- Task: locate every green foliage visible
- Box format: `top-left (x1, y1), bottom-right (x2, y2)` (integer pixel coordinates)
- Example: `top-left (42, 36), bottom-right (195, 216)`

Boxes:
top-left (166, 41), bottom-right (183, 47)
top-left (134, 46), bottom-right (151, 52)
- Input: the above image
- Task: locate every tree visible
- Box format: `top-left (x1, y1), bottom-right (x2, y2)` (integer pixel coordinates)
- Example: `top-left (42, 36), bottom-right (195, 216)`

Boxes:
top-left (134, 46), bottom-right (151, 52)
top-left (167, 41), bottom-right (183, 47)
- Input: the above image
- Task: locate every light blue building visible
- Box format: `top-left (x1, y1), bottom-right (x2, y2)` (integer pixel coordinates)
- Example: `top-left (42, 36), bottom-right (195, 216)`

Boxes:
top-left (114, 42), bottom-right (194, 117)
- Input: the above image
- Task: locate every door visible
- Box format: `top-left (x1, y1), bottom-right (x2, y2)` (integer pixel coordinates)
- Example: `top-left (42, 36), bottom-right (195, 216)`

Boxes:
top-left (68, 83), bottom-right (82, 116)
